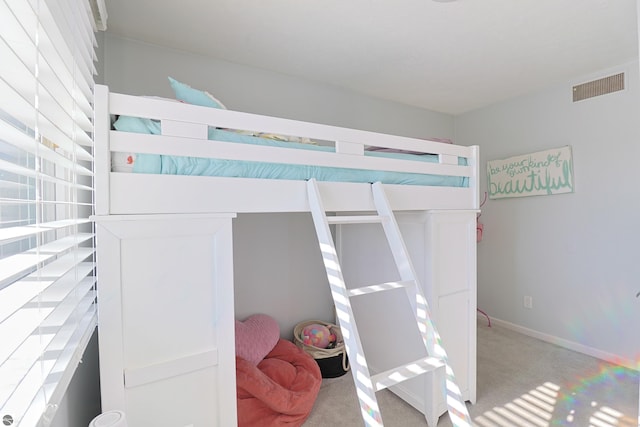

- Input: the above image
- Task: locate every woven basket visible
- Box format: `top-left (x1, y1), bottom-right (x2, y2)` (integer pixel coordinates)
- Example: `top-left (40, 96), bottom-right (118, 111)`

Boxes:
top-left (293, 320), bottom-right (350, 378)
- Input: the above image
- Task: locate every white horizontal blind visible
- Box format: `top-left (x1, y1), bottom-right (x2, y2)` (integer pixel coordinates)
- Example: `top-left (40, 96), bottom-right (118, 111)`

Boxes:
top-left (0, 0), bottom-right (97, 426)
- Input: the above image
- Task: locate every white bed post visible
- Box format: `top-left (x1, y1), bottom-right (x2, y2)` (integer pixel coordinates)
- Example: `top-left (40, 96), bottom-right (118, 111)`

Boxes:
top-left (94, 84), bottom-right (111, 216)
top-left (470, 145), bottom-right (480, 210)
top-left (633, 0), bottom-right (639, 419)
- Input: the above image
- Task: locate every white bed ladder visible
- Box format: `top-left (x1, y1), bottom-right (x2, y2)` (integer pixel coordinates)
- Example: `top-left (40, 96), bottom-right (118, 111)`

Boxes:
top-left (306, 179), bottom-right (473, 427)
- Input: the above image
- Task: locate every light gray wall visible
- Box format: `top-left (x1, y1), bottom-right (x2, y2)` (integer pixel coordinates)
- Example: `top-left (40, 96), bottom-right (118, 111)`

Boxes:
top-left (101, 33), bottom-right (456, 336)
top-left (102, 34), bottom-right (454, 140)
top-left (454, 61), bottom-right (640, 365)
top-left (62, 20), bottom-right (639, 427)
top-left (51, 330), bottom-right (101, 427)
top-left (100, 33), bottom-right (640, 364)
top-left (95, 32), bottom-right (105, 85)
top-left (232, 213), bottom-right (333, 339)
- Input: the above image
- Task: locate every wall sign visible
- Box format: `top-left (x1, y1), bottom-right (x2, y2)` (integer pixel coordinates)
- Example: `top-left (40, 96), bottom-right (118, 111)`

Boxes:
top-left (487, 146), bottom-right (574, 199)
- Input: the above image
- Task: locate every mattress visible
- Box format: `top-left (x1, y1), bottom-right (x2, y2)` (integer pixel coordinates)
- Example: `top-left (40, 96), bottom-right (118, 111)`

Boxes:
top-left (112, 115), bottom-right (468, 187)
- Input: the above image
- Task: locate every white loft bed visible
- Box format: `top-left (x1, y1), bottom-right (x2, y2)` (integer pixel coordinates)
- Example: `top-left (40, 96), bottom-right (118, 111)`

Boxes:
top-left (92, 84), bottom-right (479, 427)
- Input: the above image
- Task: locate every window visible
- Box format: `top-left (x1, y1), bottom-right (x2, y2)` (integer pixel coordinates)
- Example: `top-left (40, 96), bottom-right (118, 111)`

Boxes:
top-left (0, 0), bottom-right (97, 425)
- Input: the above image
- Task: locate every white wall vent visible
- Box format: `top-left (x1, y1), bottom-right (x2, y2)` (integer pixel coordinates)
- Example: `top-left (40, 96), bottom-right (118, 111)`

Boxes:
top-left (573, 73), bottom-right (624, 102)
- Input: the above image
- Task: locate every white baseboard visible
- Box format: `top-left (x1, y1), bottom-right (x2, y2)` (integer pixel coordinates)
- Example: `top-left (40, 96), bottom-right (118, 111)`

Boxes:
top-left (477, 313), bottom-right (638, 371)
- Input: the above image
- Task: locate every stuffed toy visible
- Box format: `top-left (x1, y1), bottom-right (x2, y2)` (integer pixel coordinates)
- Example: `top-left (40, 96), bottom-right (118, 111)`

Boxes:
top-left (301, 323), bottom-right (336, 349)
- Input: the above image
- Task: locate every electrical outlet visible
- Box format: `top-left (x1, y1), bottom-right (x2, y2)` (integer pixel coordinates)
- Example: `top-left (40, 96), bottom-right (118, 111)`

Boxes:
top-left (524, 295), bottom-right (533, 309)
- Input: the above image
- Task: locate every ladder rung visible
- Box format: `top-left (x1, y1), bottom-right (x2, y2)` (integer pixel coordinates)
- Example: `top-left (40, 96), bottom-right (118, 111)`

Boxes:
top-left (326, 215), bottom-right (386, 225)
top-left (371, 357), bottom-right (445, 392)
top-left (347, 280), bottom-right (416, 297)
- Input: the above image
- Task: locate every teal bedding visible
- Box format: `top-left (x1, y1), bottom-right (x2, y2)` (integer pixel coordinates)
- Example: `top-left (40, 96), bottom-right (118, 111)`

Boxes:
top-left (113, 116), bottom-right (468, 187)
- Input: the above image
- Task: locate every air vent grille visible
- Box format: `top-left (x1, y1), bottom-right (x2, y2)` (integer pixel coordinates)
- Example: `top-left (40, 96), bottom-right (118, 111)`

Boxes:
top-left (573, 73), bottom-right (624, 102)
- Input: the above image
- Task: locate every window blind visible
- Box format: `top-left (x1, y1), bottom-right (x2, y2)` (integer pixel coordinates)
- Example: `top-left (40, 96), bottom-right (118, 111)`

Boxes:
top-left (0, 0), bottom-right (97, 426)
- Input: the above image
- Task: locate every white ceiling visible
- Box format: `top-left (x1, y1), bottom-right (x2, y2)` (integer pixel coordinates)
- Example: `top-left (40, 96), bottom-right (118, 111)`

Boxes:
top-left (104, 0), bottom-right (639, 115)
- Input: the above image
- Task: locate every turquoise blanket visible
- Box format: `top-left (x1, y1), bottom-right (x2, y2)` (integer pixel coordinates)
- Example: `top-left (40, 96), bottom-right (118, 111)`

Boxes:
top-left (114, 116), bottom-right (467, 187)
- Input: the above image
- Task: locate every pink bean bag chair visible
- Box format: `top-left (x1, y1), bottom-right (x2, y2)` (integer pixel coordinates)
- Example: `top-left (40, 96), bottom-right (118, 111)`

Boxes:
top-left (235, 315), bottom-right (322, 427)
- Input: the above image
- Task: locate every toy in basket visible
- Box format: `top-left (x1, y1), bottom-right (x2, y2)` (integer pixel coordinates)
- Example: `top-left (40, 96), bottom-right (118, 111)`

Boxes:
top-left (294, 320), bottom-right (350, 378)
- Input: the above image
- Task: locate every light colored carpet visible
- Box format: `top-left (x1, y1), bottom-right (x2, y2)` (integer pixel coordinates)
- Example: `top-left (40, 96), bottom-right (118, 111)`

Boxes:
top-left (304, 320), bottom-right (639, 426)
